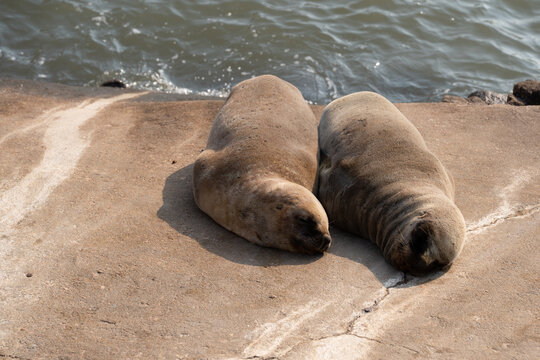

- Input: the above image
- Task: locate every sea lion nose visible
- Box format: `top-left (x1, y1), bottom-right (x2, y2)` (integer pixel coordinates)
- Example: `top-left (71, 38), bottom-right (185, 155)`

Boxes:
top-left (291, 233), bottom-right (331, 255)
top-left (319, 234), bottom-right (332, 252)
top-left (410, 222), bottom-right (430, 255)
top-left (408, 257), bottom-right (445, 276)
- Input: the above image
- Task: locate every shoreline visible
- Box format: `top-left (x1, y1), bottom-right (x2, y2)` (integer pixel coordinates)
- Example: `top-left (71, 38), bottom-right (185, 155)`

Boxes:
top-left (3, 77), bottom-right (538, 106)
top-left (0, 77), bottom-right (226, 103)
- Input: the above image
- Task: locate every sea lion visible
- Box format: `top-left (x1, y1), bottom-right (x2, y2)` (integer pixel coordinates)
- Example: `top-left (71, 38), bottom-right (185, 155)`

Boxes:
top-left (318, 92), bottom-right (465, 275)
top-left (193, 75), bottom-right (331, 254)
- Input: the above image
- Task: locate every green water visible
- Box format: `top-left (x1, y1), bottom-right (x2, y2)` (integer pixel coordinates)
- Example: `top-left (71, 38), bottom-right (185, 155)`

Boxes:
top-left (0, 0), bottom-right (538, 102)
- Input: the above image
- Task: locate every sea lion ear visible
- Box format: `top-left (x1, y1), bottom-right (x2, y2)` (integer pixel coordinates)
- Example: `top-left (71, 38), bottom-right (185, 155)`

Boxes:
top-left (410, 221), bottom-right (431, 255)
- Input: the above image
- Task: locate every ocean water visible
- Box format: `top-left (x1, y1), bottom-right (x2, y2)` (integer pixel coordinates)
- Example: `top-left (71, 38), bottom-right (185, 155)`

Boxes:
top-left (0, 0), bottom-right (538, 103)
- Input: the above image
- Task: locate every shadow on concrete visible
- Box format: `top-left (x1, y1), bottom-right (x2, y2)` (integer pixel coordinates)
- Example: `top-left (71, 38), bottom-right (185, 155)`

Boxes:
top-left (328, 228), bottom-right (446, 288)
top-left (158, 163), bottom-right (445, 285)
top-left (326, 227), bottom-right (402, 285)
top-left (157, 164), bottom-right (321, 267)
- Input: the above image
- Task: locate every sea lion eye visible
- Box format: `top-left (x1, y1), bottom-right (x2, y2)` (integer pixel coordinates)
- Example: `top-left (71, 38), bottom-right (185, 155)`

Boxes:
top-left (275, 204), bottom-right (283, 210)
top-left (296, 216), bottom-right (319, 237)
top-left (296, 216), bottom-right (316, 227)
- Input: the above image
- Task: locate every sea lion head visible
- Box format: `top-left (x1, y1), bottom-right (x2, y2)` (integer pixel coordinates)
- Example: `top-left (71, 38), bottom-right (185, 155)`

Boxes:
top-left (253, 179), bottom-right (332, 255)
top-left (384, 193), bottom-right (466, 276)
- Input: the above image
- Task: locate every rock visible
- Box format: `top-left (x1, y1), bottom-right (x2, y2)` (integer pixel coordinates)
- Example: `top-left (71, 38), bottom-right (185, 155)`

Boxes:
top-left (101, 79), bottom-right (127, 88)
top-left (467, 95), bottom-right (486, 104)
top-left (442, 95), bottom-right (468, 104)
top-left (467, 90), bottom-right (508, 105)
top-left (506, 93), bottom-right (525, 106)
top-left (512, 79), bottom-right (540, 105)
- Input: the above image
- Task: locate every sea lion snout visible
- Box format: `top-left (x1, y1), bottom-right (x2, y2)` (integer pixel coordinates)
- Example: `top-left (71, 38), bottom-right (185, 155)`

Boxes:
top-left (394, 210), bottom-right (465, 275)
top-left (406, 221), bottom-right (449, 275)
top-left (288, 204), bottom-right (332, 254)
top-left (291, 231), bottom-right (332, 255)
top-left (321, 234), bottom-right (332, 251)
top-left (264, 182), bottom-right (332, 254)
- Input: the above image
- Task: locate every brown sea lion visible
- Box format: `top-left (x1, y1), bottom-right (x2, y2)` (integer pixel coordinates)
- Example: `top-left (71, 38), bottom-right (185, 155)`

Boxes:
top-left (193, 75), bottom-right (331, 254)
top-left (318, 92), bottom-right (465, 274)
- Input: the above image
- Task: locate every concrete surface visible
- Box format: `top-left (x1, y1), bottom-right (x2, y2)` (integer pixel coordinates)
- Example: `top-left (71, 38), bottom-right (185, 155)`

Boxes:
top-left (0, 79), bottom-right (538, 360)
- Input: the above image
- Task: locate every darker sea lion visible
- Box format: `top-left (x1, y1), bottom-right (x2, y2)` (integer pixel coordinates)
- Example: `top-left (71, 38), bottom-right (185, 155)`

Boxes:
top-left (193, 75), bottom-right (331, 254)
top-left (318, 92), bottom-right (465, 275)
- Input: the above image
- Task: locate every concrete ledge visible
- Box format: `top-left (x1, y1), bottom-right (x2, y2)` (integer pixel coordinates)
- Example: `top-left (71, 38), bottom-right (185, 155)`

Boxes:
top-left (0, 80), bottom-right (538, 359)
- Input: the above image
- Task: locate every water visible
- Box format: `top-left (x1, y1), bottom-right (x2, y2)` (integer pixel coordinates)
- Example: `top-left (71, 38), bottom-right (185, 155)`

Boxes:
top-left (0, 0), bottom-right (538, 103)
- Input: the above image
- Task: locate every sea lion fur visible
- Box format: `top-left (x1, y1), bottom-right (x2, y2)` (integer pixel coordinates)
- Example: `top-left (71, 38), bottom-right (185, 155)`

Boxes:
top-left (318, 91), bottom-right (465, 274)
top-left (193, 75), bottom-right (331, 254)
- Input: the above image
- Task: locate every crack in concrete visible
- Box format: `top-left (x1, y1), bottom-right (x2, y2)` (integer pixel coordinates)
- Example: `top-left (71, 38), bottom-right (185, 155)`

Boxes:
top-left (344, 273), bottom-right (417, 353)
top-left (468, 170), bottom-right (538, 236)
top-left (466, 203), bottom-right (540, 235)
top-left (357, 272), bottom-right (409, 316)
top-left (311, 333), bottom-right (420, 355)
top-left (278, 330), bottom-right (419, 358)
top-left (351, 334), bottom-right (419, 354)
top-left (275, 272), bottom-right (416, 359)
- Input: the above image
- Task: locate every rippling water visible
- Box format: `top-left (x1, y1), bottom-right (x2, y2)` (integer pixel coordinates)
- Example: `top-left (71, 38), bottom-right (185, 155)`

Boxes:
top-left (0, 0), bottom-right (538, 102)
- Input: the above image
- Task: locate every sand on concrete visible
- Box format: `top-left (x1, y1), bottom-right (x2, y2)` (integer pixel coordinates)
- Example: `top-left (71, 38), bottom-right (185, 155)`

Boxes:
top-left (0, 79), bottom-right (538, 359)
